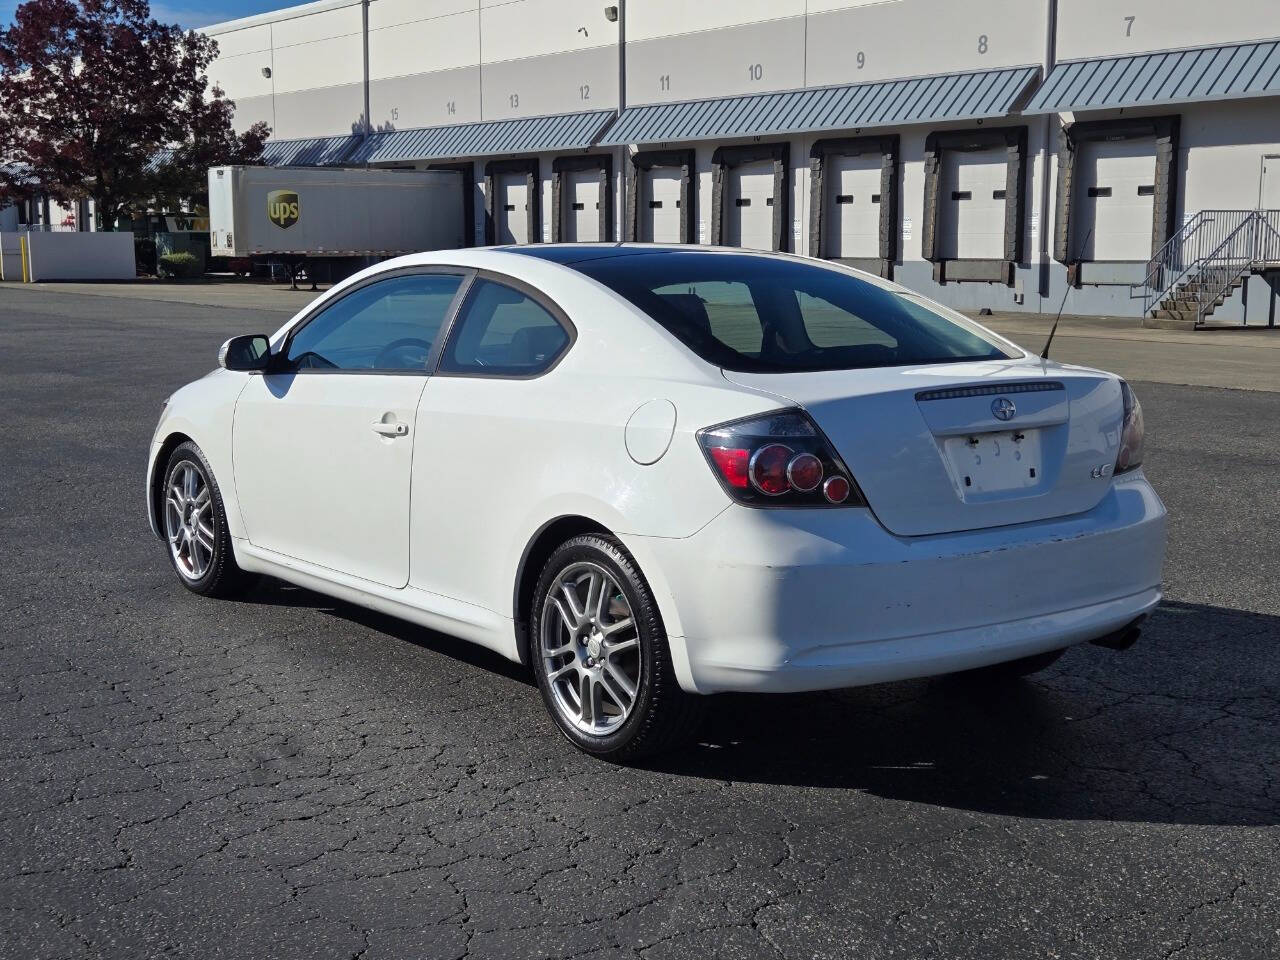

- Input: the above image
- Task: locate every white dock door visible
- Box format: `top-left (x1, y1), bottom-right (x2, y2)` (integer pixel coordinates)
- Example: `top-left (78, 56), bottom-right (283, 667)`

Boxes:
top-left (827, 153), bottom-right (881, 259)
top-left (938, 147), bottom-right (1008, 261)
top-left (642, 168), bottom-right (682, 242)
top-left (565, 169), bottom-right (602, 242)
top-left (1073, 138), bottom-right (1157, 262)
top-left (726, 160), bottom-right (776, 250)
top-left (496, 173), bottom-right (529, 244)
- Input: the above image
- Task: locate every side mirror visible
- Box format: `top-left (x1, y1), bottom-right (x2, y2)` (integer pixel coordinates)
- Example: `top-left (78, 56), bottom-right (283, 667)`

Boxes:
top-left (219, 334), bottom-right (272, 371)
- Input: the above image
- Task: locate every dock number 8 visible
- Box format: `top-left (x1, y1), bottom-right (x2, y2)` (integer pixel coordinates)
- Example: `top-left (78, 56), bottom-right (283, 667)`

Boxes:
top-left (977, 34), bottom-right (988, 54)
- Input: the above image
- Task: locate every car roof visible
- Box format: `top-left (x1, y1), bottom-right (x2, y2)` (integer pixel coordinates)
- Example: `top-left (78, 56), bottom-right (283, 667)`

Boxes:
top-left (497, 244), bottom-right (674, 265)
top-left (499, 243), bottom-right (802, 266)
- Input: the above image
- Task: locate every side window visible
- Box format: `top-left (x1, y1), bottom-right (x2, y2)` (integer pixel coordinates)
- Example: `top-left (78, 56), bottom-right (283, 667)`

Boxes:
top-left (653, 280), bottom-right (763, 356)
top-left (439, 279), bottom-right (570, 376)
top-left (285, 272), bottom-right (463, 371)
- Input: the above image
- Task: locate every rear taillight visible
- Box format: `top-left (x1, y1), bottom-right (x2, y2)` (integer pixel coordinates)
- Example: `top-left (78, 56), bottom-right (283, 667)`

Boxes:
top-left (1115, 381), bottom-right (1144, 474)
top-left (698, 410), bottom-right (864, 508)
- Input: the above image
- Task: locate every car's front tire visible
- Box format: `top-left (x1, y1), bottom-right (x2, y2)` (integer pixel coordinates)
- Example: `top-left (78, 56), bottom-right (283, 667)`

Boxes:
top-left (531, 534), bottom-right (703, 761)
top-left (161, 441), bottom-right (248, 598)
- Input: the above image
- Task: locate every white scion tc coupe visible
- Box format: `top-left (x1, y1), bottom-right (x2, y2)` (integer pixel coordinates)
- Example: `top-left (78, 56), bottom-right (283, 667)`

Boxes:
top-left (148, 245), bottom-right (1165, 759)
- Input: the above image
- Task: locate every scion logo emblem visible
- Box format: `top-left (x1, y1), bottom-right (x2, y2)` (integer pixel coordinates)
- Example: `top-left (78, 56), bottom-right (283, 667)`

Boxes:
top-left (990, 397), bottom-right (1017, 421)
top-left (267, 190), bottom-right (300, 229)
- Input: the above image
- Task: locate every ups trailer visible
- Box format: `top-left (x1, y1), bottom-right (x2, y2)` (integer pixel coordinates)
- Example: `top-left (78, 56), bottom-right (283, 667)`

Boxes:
top-left (208, 165), bottom-right (466, 287)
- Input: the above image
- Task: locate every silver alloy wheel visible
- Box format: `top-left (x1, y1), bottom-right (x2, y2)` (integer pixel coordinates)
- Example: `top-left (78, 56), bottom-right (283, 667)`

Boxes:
top-left (540, 561), bottom-right (642, 736)
top-left (164, 461), bottom-right (215, 581)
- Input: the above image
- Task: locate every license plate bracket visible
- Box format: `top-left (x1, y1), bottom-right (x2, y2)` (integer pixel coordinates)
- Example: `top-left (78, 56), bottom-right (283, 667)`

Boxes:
top-left (942, 429), bottom-right (1042, 497)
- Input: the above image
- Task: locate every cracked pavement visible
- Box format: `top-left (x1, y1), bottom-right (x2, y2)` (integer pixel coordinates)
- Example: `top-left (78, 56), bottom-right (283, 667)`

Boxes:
top-left (1, 285), bottom-right (1277, 959)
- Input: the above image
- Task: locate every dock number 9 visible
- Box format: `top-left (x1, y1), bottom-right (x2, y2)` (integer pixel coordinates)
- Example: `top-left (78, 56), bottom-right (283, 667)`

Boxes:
top-left (857, 51), bottom-right (865, 69)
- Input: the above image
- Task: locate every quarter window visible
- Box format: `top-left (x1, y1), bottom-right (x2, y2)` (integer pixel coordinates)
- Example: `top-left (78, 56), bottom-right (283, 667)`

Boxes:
top-left (285, 272), bottom-right (464, 372)
top-left (439, 279), bottom-right (570, 375)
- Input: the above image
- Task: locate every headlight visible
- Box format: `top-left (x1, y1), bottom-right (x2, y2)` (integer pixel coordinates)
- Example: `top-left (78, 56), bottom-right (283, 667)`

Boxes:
top-left (1115, 381), bottom-right (1144, 474)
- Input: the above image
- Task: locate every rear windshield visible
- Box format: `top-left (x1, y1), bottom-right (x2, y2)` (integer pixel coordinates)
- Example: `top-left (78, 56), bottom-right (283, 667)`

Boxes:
top-left (572, 252), bottom-right (1019, 373)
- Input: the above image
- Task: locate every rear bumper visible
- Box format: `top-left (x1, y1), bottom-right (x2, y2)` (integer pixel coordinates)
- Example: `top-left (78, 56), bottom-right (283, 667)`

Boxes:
top-left (631, 470), bottom-right (1166, 694)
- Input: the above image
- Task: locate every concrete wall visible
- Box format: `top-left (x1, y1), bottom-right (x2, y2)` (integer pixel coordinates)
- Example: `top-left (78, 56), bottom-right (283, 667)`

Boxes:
top-left (209, 0), bottom-right (1054, 124)
top-left (205, 1), bottom-right (365, 138)
top-left (205, 0), bottom-right (621, 136)
top-left (627, 0), bottom-right (1045, 106)
top-left (1177, 101), bottom-right (1280, 214)
top-left (1057, 0), bottom-right (1280, 61)
top-left (23, 231), bottom-right (136, 282)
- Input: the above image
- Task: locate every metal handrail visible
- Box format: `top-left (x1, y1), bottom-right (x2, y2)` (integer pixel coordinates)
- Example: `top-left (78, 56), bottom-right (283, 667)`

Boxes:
top-left (1193, 211), bottom-right (1280, 325)
top-left (1135, 209), bottom-right (1208, 306)
top-left (1133, 209), bottom-right (1261, 316)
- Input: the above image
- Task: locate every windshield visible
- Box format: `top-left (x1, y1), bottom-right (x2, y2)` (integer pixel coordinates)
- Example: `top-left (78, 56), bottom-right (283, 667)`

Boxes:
top-left (572, 252), bottom-right (1020, 373)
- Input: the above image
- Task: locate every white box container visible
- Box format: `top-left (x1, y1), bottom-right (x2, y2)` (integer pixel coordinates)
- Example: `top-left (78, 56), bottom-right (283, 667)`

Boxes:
top-left (208, 165), bottom-right (466, 258)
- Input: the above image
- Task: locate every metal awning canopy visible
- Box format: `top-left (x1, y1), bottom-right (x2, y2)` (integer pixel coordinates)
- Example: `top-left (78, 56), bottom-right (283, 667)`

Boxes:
top-left (259, 135), bottom-right (363, 167)
top-left (1025, 40), bottom-right (1280, 114)
top-left (347, 110), bottom-right (615, 165)
top-left (596, 66), bottom-right (1039, 146)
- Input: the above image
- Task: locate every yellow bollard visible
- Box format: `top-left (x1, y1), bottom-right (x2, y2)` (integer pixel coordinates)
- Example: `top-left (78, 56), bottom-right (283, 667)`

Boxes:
top-left (19, 234), bottom-right (30, 283)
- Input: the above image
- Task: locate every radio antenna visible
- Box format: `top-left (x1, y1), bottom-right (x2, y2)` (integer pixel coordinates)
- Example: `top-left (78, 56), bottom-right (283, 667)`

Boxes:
top-left (1042, 229), bottom-right (1091, 360)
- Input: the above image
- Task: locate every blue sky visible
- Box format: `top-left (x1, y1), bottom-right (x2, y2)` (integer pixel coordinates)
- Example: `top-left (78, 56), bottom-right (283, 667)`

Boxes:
top-left (1, 0), bottom-right (288, 29)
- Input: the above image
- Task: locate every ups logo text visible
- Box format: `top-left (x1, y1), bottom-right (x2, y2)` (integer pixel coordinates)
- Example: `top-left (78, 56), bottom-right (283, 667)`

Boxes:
top-left (267, 190), bottom-right (300, 229)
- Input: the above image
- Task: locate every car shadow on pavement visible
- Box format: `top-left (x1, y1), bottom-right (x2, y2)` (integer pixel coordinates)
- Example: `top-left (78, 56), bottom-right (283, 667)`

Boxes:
top-left (234, 578), bottom-right (536, 686)
top-left (238, 582), bottom-right (1279, 827)
top-left (647, 600), bottom-right (1280, 827)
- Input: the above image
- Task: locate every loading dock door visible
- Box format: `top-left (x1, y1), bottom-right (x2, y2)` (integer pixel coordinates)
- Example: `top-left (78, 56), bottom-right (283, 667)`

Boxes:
top-left (640, 169), bottom-right (682, 243)
top-left (564, 169), bottom-right (602, 242)
top-left (726, 160), bottom-right (776, 250)
top-left (826, 153), bottom-right (881, 259)
top-left (938, 148), bottom-right (1007, 260)
top-left (1073, 138), bottom-right (1156, 261)
top-left (495, 173), bottom-right (530, 244)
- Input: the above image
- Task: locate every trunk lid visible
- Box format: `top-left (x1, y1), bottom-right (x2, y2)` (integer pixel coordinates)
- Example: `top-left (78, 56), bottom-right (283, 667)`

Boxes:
top-left (724, 358), bottom-right (1125, 537)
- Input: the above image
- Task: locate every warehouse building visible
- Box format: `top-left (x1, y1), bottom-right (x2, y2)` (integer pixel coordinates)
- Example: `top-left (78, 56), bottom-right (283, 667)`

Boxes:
top-left (203, 0), bottom-right (1280, 325)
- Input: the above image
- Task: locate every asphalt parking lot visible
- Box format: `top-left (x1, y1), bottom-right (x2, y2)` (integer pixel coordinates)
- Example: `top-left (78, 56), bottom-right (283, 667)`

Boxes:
top-left (1, 283), bottom-right (1278, 960)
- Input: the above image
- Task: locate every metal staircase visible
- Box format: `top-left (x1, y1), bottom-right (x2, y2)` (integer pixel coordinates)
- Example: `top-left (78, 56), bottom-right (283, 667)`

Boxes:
top-left (1133, 209), bottom-right (1280, 328)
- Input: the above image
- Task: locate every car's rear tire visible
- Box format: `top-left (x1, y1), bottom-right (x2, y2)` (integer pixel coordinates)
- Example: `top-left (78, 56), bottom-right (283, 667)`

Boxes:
top-left (956, 647), bottom-right (1066, 682)
top-left (531, 533), bottom-right (703, 761)
top-left (161, 441), bottom-right (249, 599)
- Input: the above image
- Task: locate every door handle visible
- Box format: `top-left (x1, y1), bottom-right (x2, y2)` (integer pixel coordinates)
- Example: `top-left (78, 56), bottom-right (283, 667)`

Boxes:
top-left (371, 419), bottom-right (409, 437)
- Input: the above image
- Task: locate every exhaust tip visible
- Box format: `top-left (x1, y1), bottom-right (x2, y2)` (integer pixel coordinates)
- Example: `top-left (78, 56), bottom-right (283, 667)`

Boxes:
top-left (1090, 615), bottom-right (1148, 651)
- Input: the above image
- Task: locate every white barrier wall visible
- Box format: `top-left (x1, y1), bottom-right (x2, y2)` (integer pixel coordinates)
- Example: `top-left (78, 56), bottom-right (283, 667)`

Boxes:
top-left (0, 233), bottom-right (24, 280)
top-left (22, 231), bottom-right (136, 281)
